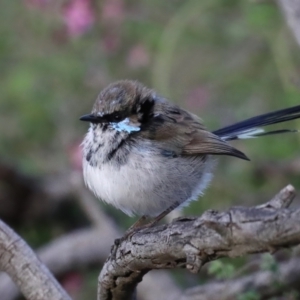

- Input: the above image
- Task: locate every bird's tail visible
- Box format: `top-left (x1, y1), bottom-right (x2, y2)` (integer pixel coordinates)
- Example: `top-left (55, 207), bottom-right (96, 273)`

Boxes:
top-left (213, 105), bottom-right (300, 141)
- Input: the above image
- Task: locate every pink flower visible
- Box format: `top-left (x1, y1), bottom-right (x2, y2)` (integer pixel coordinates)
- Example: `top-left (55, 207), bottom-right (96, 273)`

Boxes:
top-left (99, 0), bottom-right (124, 53)
top-left (68, 140), bottom-right (83, 171)
top-left (63, 0), bottom-right (95, 38)
top-left (61, 272), bottom-right (83, 296)
top-left (126, 44), bottom-right (150, 69)
top-left (101, 0), bottom-right (124, 24)
top-left (101, 33), bottom-right (121, 54)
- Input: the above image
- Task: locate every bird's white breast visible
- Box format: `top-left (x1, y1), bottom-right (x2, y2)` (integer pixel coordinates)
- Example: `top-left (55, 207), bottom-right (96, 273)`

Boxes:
top-left (82, 124), bottom-right (215, 217)
top-left (83, 151), bottom-right (214, 217)
top-left (83, 159), bottom-right (145, 216)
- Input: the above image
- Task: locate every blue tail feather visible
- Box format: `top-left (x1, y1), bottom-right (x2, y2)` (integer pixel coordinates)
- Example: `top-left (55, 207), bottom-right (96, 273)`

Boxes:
top-left (213, 105), bottom-right (300, 141)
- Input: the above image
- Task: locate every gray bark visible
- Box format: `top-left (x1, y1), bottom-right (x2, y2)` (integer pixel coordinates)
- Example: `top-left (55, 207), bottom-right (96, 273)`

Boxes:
top-left (0, 219), bottom-right (72, 300)
top-left (98, 185), bottom-right (300, 300)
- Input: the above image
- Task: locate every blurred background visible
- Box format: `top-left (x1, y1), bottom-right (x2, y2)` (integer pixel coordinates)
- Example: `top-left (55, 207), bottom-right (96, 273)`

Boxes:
top-left (1, 0), bottom-right (300, 299)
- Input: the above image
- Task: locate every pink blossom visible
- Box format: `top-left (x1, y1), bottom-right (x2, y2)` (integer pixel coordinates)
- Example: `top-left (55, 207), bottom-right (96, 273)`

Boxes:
top-left (100, 0), bottom-right (124, 53)
top-left (61, 272), bottom-right (83, 296)
top-left (101, 33), bottom-right (121, 54)
top-left (126, 44), bottom-right (150, 69)
top-left (101, 0), bottom-right (124, 24)
top-left (68, 140), bottom-right (83, 171)
top-left (63, 0), bottom-right (95, 38)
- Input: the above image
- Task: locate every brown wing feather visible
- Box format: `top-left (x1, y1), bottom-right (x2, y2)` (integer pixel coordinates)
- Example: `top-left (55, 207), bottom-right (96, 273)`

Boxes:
top-left (140, 101), bottom-right (249, 160)
top-left (182, 129), bottom-right (249, 160)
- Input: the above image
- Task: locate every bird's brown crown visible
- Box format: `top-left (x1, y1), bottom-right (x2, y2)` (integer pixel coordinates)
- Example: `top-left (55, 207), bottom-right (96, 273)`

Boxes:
top-left (92, 80), bottom-right (155, 119)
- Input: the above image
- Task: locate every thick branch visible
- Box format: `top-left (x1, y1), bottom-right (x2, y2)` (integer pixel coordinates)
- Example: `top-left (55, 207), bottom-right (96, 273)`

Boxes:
top-left (278, 0), bottom-right (300, 47)
top-left (0, 215), bottom-right (180, 300)
top-left (0, 219), bottom-right (71, 300)
top-left (179, 256), bottom-right (300, 300)
top-left (98, 185), bottom-right (299, 300)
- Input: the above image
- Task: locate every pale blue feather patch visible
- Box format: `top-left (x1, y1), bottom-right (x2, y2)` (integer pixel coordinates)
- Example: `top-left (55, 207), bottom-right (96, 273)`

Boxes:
top-left (111, 118), bottom-right (140, 133)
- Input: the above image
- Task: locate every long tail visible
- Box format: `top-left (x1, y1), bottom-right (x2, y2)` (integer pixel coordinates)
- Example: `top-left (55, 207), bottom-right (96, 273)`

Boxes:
top-left (213, 105), bottom-right (300, 141)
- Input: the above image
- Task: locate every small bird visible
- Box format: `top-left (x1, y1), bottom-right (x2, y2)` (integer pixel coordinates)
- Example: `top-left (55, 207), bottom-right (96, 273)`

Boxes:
top-left (80, 80), bottom-right (300, 229)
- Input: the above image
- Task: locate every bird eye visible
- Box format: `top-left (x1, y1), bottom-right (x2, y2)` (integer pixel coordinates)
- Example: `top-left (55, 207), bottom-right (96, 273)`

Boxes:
top-left (111, 113), bottom-right (122, 122)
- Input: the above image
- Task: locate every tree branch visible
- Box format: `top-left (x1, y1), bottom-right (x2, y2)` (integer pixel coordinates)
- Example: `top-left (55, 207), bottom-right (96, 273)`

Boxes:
top-left (179, 256), bottom-right (300, 300)
top-left (0, 219), bottom-right (72, 300)
top-left (278, 0), bottom-right (300, 47)
top-left (98, 185), bottom-right (299, 300)
top-left (0, 210), bottom-right (180, 300)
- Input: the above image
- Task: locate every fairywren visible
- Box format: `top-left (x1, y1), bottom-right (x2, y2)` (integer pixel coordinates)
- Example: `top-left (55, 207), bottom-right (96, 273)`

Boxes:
top-left (80, 80), bottom-right (300, 228)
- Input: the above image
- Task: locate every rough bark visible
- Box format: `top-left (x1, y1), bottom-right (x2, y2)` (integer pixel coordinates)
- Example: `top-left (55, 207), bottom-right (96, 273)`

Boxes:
top-left (98, 185), bottom-right (300, 300)
top-left (0, 219), bottom-right (72, 300)
top-left (0, 185), bottom-right (299, 300)
top-left (179, 256), bottom-right (300, 300)
top-left (0, 209), bottom-right (180, 300)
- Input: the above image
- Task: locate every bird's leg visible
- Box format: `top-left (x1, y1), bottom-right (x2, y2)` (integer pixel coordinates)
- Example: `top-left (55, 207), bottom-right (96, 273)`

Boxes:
top-left (144, 201), bottom-right (180, 228)
top-left (127, 215), bottom-right (147, 231)
top-left (120, 201), bottom-right (181, 242)
top-left (114, 216), bottom-right (147, 247)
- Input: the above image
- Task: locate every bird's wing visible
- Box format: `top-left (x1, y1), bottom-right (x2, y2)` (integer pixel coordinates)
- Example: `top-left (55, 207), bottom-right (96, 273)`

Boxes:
top-left (139, 102), bottom-right (249, 160)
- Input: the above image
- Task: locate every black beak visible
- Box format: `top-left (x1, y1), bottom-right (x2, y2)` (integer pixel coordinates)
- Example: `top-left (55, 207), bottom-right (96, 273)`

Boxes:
top-left (80, 114), bottom-right (100, 123)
